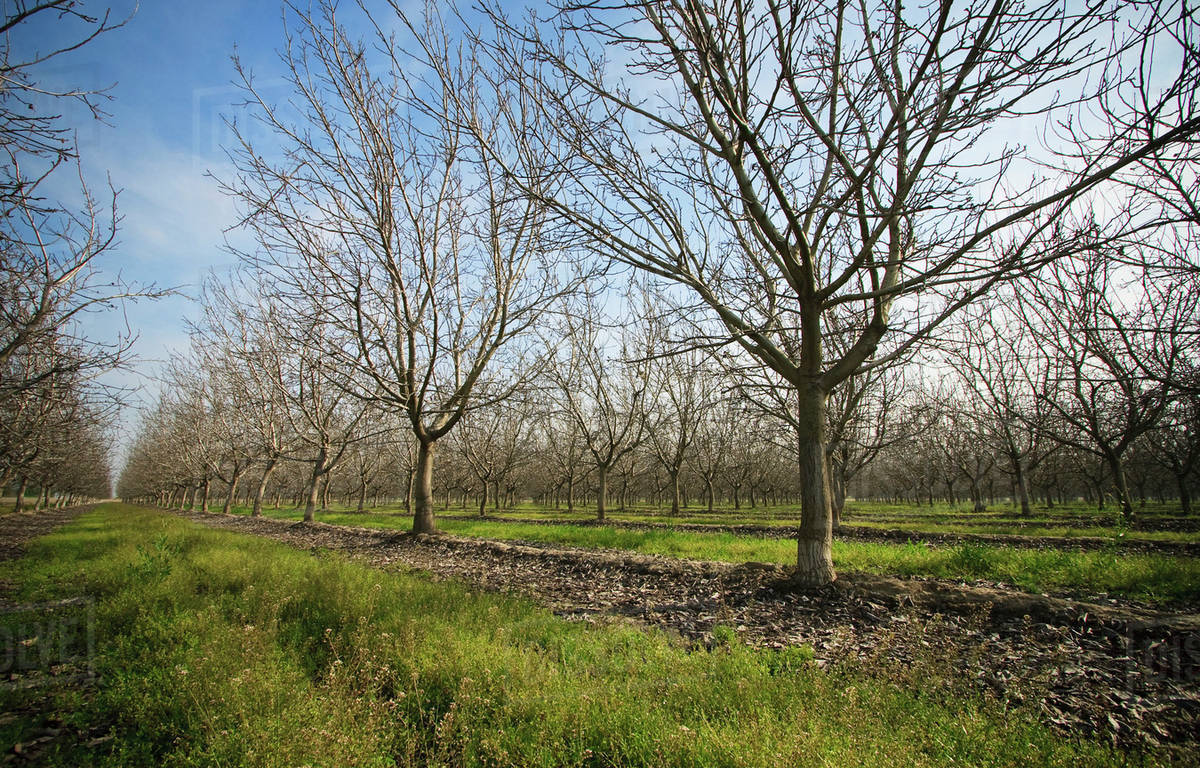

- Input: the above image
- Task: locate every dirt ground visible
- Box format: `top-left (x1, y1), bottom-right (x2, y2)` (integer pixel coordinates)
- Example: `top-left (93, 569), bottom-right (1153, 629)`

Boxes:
top-left (0, 506), bottom-right (90, 564)
top-left (181, 509), bottom-right (1200, 757)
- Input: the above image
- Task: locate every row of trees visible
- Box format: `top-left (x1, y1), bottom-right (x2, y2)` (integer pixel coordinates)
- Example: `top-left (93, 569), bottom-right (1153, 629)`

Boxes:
top-left (117, 0), bottom-right (1200, 585)
top-left (118, 257), bottom-right (1200, 522)
top-left (1, 2), bottom-right (155, 508)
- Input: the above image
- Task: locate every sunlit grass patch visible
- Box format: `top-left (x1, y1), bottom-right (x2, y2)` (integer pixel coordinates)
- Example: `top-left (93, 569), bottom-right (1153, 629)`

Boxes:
top-left (0, 504), bottom-right (1154, 766)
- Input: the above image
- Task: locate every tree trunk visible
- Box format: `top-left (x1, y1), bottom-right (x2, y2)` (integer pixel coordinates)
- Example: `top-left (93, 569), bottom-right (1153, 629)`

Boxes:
top-left (597, 464), bottom-right (608, 522)
top-left (670, 470), bottom-right (681, 516)
top-left (13, 476), bottom-right (27, 513)
top-left (479, 482), bottom-right (488, 517)
top-left (705, 476), bottom-right (715, 512)
top-left (222, 466), bottom-right (244, 515)
top-left (303, 473), bottom-right (321, 522)
top-left (406, 467), bottom-right (416, 516)
top-left (1012, 455), bottom-right (1032, 517)
top-left (412, 440), bottom-right (437, 534)
top-left (357, 480), bottom-right (368, 513)
top-left (830, 465), bottom-right (846, 530)
top-left (303, 447), bottom-right (330, 523)
top-left (200, 477), bottom-right (211, 513)
top-left (1178, 473), bottom-right (1192, 516)
top-left (793, 385), bottom-right (836, 587)
top-left (252, 459), bottom-right (278, 517)
top-left (1104, 451), bottom-right (1135, 522)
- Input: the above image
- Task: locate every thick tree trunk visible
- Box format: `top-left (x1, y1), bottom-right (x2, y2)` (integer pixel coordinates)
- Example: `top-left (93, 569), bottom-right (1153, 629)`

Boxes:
top-left (479, 482), bottom-right (487, 517)
top-left (303, 447), bottom-right (329, 523)
top-left (200, 477), bottom-right (211, 513)
top-left (705, 476), bottom-right (714, 512)
top-left (412, 440), bottom-right (437, 534)
top-left (1178, 473), bottom-right (1192, 516)
top-left (303, 474), bottom-right (321, 522)
top-left (793, 385), bottom-right (836, 587)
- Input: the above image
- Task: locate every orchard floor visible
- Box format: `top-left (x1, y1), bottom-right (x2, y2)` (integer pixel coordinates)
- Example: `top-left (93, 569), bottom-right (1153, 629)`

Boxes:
top-left (181, 507), bottom-right (1200, 756)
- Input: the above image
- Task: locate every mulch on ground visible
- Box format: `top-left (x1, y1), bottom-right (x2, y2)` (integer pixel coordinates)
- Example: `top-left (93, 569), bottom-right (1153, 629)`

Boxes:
top-left (0, 506), bottom-right (91, 564)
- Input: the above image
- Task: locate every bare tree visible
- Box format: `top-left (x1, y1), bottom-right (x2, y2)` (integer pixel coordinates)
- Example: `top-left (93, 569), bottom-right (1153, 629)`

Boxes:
top-left (538, 411), bottom-right (589, 513)
top-left (689, 395), bottom-right (739, 512)
top-left (193, 272), bottom-right (310, 517)
top-left (467, 0), bottom-right (1200, 584)
top-left (221, 1), bottom-right (582, 535)
top-left (1143, 388), bottom-right (1200, 514)
top-left (1018, 252), bottom-right (1184, 520)
top-left (453, 397), bottom-right (536, 516)
top-left (645, 344), bottom-right (717, 515)
top-left (549, 297), bottom-right (650, 521)
top-left (942, 301), bottom-right (1056, 516)
top-left (0, 2), bottom-right (160, 409)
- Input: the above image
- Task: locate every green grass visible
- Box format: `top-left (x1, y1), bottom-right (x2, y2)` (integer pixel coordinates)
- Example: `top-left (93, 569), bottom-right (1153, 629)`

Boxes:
top-left (0, 504), bottom-right (1163, 766)
top-left (231, 506), bottom-right (1200, 606)
top-left (241, 498), bottom-right (1200, 543)
top-left (843, 519), bottom-right (1200, 543)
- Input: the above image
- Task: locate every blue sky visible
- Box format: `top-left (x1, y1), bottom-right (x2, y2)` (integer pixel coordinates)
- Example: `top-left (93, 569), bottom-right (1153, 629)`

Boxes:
top-left (18, 1), bottom-right (416, 459)
top-left (25, 1), bottom-right (290, 367)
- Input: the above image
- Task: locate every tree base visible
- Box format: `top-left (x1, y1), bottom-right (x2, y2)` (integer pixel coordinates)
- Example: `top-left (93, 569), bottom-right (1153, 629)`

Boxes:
top-left (783, 569), bottom-right (838, 590)
top-left (793, 537), bottom-right (836, 588)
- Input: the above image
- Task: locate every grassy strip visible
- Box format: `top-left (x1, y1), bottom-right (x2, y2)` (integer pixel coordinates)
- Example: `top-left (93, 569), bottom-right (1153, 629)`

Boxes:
top-left (463, 509), bottom-right (1200, 544)
top-left (843, 520), bottom-right (1200, 543)
top-left (247, 500), bottom-right (1200, 542)
top-left (237, 507), bottom-right (1200, 605)
top-left (0, 504), bottom-right (1154, 767)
